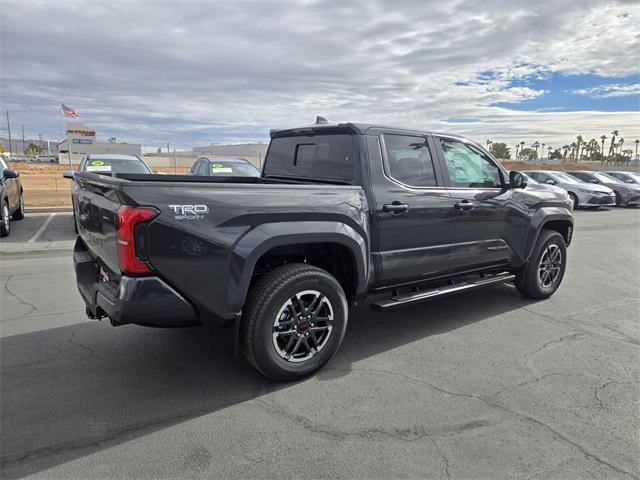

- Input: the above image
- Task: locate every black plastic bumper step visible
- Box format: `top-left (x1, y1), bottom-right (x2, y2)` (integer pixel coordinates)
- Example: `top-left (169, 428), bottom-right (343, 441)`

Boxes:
top-left (371, 272), bottom-right (516, 311)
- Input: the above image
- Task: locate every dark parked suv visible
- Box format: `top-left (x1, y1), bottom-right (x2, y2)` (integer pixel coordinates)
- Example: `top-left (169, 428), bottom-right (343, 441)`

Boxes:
top-left (70, 119), bottom-right (574, 380)
top-left (0, 157), bottom-right (25, 237)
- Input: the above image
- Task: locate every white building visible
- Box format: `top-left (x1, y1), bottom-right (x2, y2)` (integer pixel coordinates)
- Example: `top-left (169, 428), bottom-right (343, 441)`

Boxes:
top-left (57, 121), bottom-right (142, 165)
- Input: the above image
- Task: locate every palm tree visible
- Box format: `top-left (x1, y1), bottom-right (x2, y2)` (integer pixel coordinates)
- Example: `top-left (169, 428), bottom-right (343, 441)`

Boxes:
top-left (532, 141), bottom-right (540, 161)
top-left (570, 142), bottom-right (577, 163)
top-left (519, 141), bottom-right (525, 159)
top-left (541, 142), bottom-right (545, 160)
top-left (635, 139), bottom-right (639, 160)
top-left (486, 140), bottom-right (492, 148)
top-left (547, 146), bottom-right (553, 160)
top-left (608, 130), bottom-right (619, 164)
top-left (562, 145), bottom-right (570, 162)
top-left (515, 143), bottom-right (520, 159)
top-left (590, 139), bottom-right (599, 160)
top-left (600, 134), bottom-right (607, 164)
top-left (575, 135), bottom-right (584, 162)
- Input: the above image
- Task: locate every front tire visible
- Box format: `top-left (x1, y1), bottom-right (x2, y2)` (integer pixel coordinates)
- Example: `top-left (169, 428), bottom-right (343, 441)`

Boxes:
top-left (0, 201), bottom-right (10, 237)
top-left (12, 192), bottom-right (24, 220)
top-left (241, 263), bottom-right (348, 381)
top-left (614, 192), bottom-right (622, 207)
top-left (516, 230), bottom-right (567, 299)
top-left (568, 192), bottom-right (579, 210)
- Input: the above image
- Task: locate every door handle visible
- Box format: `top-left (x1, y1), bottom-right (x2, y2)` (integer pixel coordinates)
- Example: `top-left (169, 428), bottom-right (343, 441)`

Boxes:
top-left (454, 201), bottom-right (475, 211)
top-left (383, 202), bottom-right (409, 214)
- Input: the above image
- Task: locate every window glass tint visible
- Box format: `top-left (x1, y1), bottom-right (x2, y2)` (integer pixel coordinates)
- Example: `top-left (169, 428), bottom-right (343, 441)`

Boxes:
top-left (190, 160), bottom-right (200, 173)
top-left (439, 139), bottom-right (501, 188)
top-left (84, 157), bottom-right (151, 174)
top-left (593, 172), bottom-right (621, 184)
top-left (264, 134), bottom-right (354, 182)
top-left (551, 172), bottom-right (581, 184)
top-left (383, 134), bottom-right (437, 187)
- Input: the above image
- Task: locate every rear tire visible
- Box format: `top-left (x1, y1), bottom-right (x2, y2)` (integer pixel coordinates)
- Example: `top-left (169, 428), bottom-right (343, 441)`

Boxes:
top-left (240, 263), bottom-right (348, 381)
top-left (614, 192), bottom-right (622, 207)
top-left (0, 201), bottom-right (10, 237)
top-left (516, 230), bottom-right (567, 299)
top-left (12, 192), bottom-right (24, 220)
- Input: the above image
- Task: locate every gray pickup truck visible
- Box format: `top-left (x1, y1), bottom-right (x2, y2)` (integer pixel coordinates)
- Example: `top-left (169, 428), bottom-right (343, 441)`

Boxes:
top-left (72, 119), bottom-right (574, 380)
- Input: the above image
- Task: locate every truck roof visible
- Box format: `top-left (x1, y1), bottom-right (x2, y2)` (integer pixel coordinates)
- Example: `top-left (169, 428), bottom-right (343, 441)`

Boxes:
top-left (270, 119), bottom-right (467, 141)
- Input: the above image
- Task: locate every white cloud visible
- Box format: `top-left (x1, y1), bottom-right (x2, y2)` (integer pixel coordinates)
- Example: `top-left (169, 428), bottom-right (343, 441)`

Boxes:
top-left (573, 83), bottom-right (640, 98)
top-left (0, 0), bottom-right (638, 147)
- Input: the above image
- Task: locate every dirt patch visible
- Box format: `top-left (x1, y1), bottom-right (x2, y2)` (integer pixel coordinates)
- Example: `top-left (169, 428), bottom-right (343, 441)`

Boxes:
top-left (7, 163), bottom-right (192, 207)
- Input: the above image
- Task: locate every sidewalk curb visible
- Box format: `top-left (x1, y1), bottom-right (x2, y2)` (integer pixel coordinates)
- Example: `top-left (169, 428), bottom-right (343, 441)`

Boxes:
top-left (25, 207), bottom-right (73, 214)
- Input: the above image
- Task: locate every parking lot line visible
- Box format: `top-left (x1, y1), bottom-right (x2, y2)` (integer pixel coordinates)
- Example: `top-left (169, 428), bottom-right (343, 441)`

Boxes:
top-left (27, 213), bottom-right (56, 244)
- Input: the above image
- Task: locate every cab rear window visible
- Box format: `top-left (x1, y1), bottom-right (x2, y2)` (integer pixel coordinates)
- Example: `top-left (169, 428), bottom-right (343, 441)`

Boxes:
top-left (264, 134), bottom-right (354, 183)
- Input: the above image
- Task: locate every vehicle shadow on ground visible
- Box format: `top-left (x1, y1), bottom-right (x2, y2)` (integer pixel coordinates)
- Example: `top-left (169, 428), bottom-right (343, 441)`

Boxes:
top-left (0, 283), bottom-right (532, 478)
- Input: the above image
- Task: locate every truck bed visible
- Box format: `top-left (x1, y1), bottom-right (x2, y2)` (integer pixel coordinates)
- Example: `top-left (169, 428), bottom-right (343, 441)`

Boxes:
top-left (74, 172), bottom-right (369, 325)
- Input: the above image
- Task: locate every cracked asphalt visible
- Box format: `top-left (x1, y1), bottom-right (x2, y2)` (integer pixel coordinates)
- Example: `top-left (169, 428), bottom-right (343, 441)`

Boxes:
top-left (1, 208), bottom-right (639, 479)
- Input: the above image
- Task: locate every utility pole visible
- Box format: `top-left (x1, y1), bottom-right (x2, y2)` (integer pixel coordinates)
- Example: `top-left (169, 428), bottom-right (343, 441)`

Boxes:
top-left (167, 142), bottom-right (170, 153)
top-left (21, 124), bottom-right (25, 154)
top-left (6, 110), bottom-right (12, 156)
top-left (173, 148), bottom-right (178, 174)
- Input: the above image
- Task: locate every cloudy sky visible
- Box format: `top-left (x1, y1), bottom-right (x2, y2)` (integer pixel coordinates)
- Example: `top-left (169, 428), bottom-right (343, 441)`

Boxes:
top-left (1, 0), bottom-right (639, 151)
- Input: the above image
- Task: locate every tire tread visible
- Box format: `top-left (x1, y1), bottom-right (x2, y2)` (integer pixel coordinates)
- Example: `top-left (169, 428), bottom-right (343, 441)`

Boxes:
top-left (240, 263), bottom-right (342, 380)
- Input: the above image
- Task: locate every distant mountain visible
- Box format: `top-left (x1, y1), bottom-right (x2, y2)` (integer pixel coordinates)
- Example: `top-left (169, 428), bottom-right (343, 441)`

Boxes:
top-left (0, 136), bottom-right (58, 155)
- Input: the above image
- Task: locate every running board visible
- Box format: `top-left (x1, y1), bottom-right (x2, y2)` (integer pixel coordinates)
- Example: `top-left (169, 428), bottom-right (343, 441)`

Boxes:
top-left (371, 273), bottom-right (516, 311)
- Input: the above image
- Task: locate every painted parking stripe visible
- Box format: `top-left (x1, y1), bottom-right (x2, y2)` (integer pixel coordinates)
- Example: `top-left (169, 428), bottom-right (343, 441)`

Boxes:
top-left (27, 213), bottom-right (56, 244)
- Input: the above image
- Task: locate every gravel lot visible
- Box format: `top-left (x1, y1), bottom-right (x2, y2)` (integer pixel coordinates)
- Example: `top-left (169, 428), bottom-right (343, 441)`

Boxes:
top-left (1, 209), bottom-right (639, 479)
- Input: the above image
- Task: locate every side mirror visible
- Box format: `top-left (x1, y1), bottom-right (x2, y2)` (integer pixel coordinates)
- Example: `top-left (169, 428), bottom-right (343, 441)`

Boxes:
top-left (3, 168), bottom-right (19, 179)
top-left (63, 171), bottom-right (74, 179)
top-left (545, 179), bottom-right (556, 185)
top-left (509, 171), bottom-right (527, 189)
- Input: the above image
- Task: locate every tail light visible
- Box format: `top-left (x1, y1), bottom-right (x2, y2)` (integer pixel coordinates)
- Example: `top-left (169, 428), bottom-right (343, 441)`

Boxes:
top-left (117, 206), bottom-right (159, 276)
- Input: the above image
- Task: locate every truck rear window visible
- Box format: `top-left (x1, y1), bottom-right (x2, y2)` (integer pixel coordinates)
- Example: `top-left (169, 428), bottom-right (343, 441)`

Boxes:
top-left (264, 134), bottom-right (354, 183)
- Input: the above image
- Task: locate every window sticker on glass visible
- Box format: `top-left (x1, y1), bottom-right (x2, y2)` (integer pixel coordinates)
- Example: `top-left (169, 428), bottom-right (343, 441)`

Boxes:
top-left (211, 166), bottom-right (233, 173)
top-left (86, 165), bottom-right (112, 172)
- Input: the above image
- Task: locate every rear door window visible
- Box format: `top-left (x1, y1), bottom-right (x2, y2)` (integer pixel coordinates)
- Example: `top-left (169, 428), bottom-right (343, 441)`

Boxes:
top-left (264, 134), bottom-right (354, 183)
top-left (383, 134), bottom-right (437, 187)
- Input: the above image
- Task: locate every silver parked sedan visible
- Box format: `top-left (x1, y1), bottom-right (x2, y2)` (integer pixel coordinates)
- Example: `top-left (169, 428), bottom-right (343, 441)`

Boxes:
top-left (525, 170), bottom-right (615, 209)
top-left (566, 171), bottom-right (640, 207)
top-left (603, 171), bottom-right (640, 185)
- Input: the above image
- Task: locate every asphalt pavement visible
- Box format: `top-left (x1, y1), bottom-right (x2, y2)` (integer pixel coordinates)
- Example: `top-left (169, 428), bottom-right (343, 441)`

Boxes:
top-left (1, 209), bottom-right (639, 479)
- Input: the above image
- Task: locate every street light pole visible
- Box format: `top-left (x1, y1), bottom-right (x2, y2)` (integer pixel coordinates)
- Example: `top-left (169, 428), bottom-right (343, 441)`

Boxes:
top-left (6, 110), bottom-right (12, 156)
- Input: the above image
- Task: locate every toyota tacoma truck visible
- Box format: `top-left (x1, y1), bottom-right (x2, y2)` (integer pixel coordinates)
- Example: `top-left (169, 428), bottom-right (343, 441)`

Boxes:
top-left (72, 118), bottom-right (573, 380)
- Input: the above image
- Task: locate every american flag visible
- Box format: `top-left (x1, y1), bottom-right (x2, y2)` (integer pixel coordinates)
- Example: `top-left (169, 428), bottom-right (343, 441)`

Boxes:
top-left (61, 103), bottom-right (79, 118)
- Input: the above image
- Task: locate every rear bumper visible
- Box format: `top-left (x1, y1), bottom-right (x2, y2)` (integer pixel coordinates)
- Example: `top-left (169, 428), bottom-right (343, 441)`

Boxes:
top-left (73, 238), bottom-right (199, 327)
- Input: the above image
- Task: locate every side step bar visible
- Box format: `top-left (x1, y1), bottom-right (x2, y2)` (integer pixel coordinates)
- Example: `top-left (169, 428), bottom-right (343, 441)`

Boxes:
top-left (371, 272), bottom-right (516, 311)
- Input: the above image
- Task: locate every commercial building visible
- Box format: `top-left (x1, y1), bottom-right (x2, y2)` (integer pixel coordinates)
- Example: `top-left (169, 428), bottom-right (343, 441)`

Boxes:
top-left (57, 121), bottom-right (142, 165)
